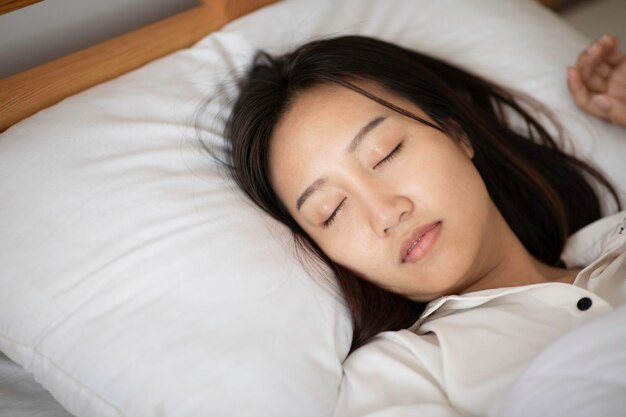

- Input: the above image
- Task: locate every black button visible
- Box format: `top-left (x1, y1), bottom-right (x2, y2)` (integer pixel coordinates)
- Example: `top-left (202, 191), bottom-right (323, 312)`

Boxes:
top-left (577, 297), bottom-right (592, 311)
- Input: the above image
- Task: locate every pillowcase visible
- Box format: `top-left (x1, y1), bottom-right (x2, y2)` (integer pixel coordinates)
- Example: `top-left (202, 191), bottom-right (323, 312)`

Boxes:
top-left (0, 0), bottom-right (624, 416)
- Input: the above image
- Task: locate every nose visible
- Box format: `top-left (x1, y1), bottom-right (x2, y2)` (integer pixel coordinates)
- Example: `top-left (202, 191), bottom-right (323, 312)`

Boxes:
top-left (366, 188), bottom-right (413, 237)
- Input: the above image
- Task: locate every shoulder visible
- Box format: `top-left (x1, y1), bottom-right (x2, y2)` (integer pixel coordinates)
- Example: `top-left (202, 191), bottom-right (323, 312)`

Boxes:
top-left (334, 330), bottom-right (451, 417)
top-left (343, 329), bottom-right (440, 367)
top-left (340, 329), bottom-right (444, 390)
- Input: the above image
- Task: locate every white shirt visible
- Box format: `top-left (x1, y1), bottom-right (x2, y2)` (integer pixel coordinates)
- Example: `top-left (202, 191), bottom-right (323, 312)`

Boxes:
top-left (333, 210), bottom-right (626, 417)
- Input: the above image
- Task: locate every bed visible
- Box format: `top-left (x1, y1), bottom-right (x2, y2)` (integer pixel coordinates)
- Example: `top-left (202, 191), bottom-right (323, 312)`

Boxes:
top-left (1, 0), bottom-right (625, 416)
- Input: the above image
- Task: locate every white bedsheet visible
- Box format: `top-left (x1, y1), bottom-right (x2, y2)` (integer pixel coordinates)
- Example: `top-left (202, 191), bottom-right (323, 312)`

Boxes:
top-left (0, 351), bottom-right (72, 417)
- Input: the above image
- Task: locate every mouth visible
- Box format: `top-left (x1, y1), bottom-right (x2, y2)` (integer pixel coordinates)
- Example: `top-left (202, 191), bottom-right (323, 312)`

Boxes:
top-left (401, 221), bottom-right (442, 263)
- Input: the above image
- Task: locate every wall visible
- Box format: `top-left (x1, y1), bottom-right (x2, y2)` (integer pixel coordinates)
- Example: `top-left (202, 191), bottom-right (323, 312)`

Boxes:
top-left (561, 0), bottom-right (626, 42)
top-left (0, 0), bottom-right (198, 79)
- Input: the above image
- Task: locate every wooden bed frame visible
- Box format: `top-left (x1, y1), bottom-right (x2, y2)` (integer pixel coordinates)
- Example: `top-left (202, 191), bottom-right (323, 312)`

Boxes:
top-left (0, 0), bottom-right (278, 132)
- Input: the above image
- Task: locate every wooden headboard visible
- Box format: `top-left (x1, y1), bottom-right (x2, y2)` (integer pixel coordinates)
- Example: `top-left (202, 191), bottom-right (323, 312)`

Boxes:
top-left (0, 0), bottom-right (278, 132)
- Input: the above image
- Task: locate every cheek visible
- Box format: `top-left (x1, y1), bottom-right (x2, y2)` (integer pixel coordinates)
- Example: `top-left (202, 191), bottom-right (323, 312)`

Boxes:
top-left (314, 223), bottom-right (376, 274)
top-left (435, 160), bottom-right (492, 270)
top-left (432, 154), bottom-right (489, 228)
top-left (419, 142), bottom-right (488, 213)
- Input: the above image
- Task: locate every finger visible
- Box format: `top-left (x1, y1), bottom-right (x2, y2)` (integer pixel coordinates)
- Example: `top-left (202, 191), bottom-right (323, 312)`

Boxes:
top-left (599, 34), bottom-right (625, 66)
top-left (596, 61), bottom-right (612, 78)
top-left (568, 67), bottom-right (592, 109)
top-left (567, 67), bottom-right (589, 104)
top-left (586, 73), bottom-right (607, 93)
top-left (567, 67), bottom-right (610, 119)
top-left (577, 41), bottom-right (605, 87)
top-left (581, 44), bottom-right (614, 93)
top-left (598, 96), bottom-right (626, 126)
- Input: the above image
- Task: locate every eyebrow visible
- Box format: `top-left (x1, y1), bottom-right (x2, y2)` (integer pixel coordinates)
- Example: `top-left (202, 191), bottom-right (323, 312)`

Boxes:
top-left (295, 115), bottom-right (387, 211)
top-left (296, 177), bottom-right (327, 211)
top-left (347, 115), bottom-right (387, 153)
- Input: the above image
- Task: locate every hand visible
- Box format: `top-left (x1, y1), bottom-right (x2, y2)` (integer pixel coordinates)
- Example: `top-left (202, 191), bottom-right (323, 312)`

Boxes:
top-left (567, 34), bottom-right (626, 126)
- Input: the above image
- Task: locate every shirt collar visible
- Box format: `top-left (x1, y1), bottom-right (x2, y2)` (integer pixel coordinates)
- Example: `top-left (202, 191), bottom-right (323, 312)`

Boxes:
top-left (412, 284), bottom-right (547, 329)
top-left (561, 210), bottom-right (626, 268)
top-left (411, 210), bottom-right (626, 330)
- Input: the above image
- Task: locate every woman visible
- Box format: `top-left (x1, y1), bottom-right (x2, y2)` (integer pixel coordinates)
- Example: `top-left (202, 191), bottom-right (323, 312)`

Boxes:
top-left (220, 34), bottom-right (625, 416)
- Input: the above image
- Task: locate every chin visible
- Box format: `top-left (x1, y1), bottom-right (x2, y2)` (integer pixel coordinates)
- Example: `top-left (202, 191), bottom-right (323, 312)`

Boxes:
top-left (406, 286), bottom-right (449, 303)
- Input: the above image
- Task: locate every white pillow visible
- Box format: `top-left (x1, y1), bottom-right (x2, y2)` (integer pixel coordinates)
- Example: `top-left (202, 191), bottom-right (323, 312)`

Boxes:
top-left (0, 1), bottom-right (624, 416)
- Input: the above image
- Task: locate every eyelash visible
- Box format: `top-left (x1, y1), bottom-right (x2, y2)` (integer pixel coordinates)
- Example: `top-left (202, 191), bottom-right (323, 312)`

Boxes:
top-left (322, 142), bottom-right (403, 229)
top-left (374, 142), bottom-right (404, 169)
top-left (323, 197), bottom-right (346, 228)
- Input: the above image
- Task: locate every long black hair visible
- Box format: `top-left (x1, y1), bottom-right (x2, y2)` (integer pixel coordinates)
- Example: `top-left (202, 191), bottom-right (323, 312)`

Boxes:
top-left (211, 35), bottom-right (620, 353)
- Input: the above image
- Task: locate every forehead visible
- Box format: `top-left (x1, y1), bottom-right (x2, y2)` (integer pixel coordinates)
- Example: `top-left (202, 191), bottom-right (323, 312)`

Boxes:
top-left (270, 82), bottom-right (374, 169)
top-left (277, 82), bottom-right (379, 141)
top-left (271, 80), bottom-right (424, 157)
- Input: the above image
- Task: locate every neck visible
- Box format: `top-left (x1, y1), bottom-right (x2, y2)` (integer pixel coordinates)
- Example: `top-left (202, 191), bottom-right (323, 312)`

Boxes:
top-left (456, 209), bottom-right (581, 295)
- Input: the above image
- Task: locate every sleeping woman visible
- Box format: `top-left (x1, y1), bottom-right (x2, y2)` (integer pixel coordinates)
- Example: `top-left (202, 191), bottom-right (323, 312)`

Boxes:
top-left (220, 33), bottom-right (626, 416)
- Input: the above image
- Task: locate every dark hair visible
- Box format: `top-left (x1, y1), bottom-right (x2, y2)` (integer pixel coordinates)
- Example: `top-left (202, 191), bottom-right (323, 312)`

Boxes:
top-left (215, 35), bottom-right (620, 354)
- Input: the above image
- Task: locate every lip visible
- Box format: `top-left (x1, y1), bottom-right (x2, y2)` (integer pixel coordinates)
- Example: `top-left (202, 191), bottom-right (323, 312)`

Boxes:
top-left (400, 221), bottom-right (442, 263)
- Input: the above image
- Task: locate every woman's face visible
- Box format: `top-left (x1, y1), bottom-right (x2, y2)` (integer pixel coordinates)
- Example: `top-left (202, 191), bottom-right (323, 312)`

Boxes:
top-left (269, 80), bottom-right (502, 302)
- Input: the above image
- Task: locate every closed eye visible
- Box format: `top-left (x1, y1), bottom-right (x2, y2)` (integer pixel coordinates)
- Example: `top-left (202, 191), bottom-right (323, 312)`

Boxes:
top-left (322, 197), bottom-right (346, 228)
top-left (374, 142), bottom-right (403, 169)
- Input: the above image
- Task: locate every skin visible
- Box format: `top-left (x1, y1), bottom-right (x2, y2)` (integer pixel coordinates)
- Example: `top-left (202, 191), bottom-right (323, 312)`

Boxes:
top-left (568, 33), bottom-right (626, 126)
top-left (269, 79), bottom-right (581, 302)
